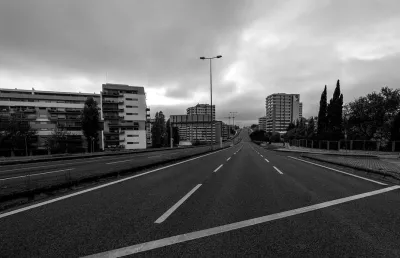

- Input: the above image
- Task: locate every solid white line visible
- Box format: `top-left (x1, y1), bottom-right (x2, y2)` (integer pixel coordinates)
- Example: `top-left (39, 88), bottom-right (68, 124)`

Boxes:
top-left (0, 168), bottom-right (75, 181)
top-left (106, 159), bottom-right (132, 164)
top-left (213, 164), bottom-right (223, 173)
top-left (227, 157), bottom-right (231, 161)
top-left (273, 166), bottom-right (283, 175)
top-left (82, 185), bottom-right (400, 257)
top-left (154, 184), bottom-right (202, 224)
top-left (0, 147), bottom-right (231, 220)
top-left (264, 158), bottom-right (269, 163)
top-left (288, 156), bottom-right (387, 186)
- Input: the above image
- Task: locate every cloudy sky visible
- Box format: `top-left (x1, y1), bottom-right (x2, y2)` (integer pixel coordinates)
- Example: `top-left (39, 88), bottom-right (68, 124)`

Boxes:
top-left (1, 0), bottom-right (400, 126)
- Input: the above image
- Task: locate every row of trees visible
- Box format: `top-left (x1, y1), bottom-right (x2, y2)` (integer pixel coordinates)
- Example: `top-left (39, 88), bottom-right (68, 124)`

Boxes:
top-left (284, 80), bottom-right (400, 147)
top-left (151, 111), bottom-right (179, 148)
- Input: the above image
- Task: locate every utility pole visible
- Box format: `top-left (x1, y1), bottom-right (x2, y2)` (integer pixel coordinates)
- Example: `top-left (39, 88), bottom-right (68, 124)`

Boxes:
top-left (230, 112), bottom-right (237, 130)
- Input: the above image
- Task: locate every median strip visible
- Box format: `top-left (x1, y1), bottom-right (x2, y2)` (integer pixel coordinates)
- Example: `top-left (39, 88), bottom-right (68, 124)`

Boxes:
top-left (155, 184), bottom-right (202, 224)
top-left (0, 169), bottom-right (75, 181)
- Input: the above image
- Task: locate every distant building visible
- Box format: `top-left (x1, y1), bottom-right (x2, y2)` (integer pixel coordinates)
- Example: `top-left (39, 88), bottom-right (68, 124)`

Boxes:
top-left (258, 116), bottom-right (267, 131)
top-left (265, 93), bottom-right (303, 134)
top-left (146, 118), bottom-right (155, 146)
top-left (101, 83), bottom-right (148, 150)
top-left (187, 104), bottom-right (215, 121)
top-left (170, 114), bottom-right (215, 142)
top-left (0, 88), bottom-right (101, 154)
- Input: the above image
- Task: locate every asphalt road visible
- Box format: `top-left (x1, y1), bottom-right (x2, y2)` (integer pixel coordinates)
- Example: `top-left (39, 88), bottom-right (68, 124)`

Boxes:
top-left (0, 143), bottom-right (234, 196)
top-left (0, 129), bottom-right (399, 257)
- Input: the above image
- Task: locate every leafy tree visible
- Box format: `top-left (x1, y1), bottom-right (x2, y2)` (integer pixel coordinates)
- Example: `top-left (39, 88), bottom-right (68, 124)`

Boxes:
top-left (307, 117), bottom-right (316, 139)
top-left (173, 127), bottom-right (180, 145)
top-left (327, 80), bottom-right (343, 140)
top-left (2, 113), bottom-right (37, 156)
top-left (250, 124), bottom-right (258, 130)
top-left (286, 122), bottom-right (295, 131)
top-left (151, 111), bottom-right (166, 147)
top-left (249, 130), bottom-right (267, 142)
top-left (81, 97), bottom-right (100, 152)
top-left (391, 111), bottom-right (400, 141)
top-left (347, 87), bottom-right (400, 142)
top-left (44, 125), bottom-right (75, 154)
top-left (317, 85), bottom-right (328, 137)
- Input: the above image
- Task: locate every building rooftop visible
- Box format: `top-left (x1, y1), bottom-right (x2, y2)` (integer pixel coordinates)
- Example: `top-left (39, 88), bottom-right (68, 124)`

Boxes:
top-left (0, 88), bottom-right (99, 97)
top-left (102, 83), bottom-right (145, 94)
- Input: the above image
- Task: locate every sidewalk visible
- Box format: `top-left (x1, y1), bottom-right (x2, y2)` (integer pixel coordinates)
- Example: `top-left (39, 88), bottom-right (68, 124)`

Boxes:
top-left (301, 153), bottom-right (400, 180)
top-left (275, 145), bottom-right (400, 158)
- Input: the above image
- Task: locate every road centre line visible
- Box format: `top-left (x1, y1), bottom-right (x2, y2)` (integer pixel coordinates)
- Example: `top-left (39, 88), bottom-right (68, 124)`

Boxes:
top-left (227, 157), bottom-right (231, 161)
top-left (214, 164), bottom-right (223, 173)
top-left (83, 185), bottom-right (400, 257)
top-left (288, 156), bottom-right (387, 186)
top-left (273, 166), bottom-right (283, 175)
top-left (154, 184), bottom-right (202, 224)
top-left (265, 158), bottom-right (269, 163)
top-left (0, 168), bottom-right (75, 181)
top-left (0, 146), bottom-right (231, 219)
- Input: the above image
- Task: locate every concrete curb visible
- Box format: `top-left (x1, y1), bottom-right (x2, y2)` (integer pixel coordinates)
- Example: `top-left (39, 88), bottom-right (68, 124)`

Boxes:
top-left (274, 149), bottom-right (379, 158)
top-left (301, 154), bottom-right (400, 181)
top-left (0, 145), bottom-right (231, 207)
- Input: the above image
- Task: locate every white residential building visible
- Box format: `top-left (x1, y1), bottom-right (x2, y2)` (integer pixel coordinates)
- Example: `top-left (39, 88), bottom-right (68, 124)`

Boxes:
top-left (101, 83), bottom-right (148, 150)
top-left (265, 93), bottom-right (303, 134)
top-left (186, 104), bottom-right (215, 121)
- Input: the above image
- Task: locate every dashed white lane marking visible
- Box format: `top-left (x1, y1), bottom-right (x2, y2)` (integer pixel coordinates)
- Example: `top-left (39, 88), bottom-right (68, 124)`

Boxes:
top-left (0, 168), bottom-right (75, 181)
top-left (214, 164), bottom-right (223, 173)
top-left (227, 157), bottom-right (231, 161)
top-left (273, 166), bottom-right (283, 175)
top-left (260, 155), bottom-right (263, 158)
top-left (82, 185), bottom-right (400, 257)
top-left (155, 184), bottom-right (202, 224)
top-left (0, 147), bottom-right (231, 220)
top-left (288, 156), bottom-right (387, 186)
top-left (264, 158), bottom-right (270, 163)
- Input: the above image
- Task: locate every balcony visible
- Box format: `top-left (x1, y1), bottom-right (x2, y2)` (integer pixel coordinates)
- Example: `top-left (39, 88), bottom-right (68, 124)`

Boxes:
top-left (118, 101), bottom-right (124, 104)
top-left (104, 131), bottom-right (119, 135)
top-left (119, 138), bottom-right (125, 142)
top-left (102, 92), bottom-right (123, 97)
top-left (119, 130), bottom-right (125, 134)
top-left (118, 116), bottom-right (124, 119)
top-left (102, 108), bottom-right (119, 112)
top-left (146, 108), bottom-right (150, 112)
top-left (104, 139), bottom-right (119, 142)
top-left (103, 100), bottom-right (118, 103)
top-left (104, 116), bottom-right (119, 120)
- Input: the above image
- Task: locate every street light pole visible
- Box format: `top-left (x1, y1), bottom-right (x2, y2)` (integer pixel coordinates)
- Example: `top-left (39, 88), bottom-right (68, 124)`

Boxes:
top-left (200, 55), bottom-right (222, 150)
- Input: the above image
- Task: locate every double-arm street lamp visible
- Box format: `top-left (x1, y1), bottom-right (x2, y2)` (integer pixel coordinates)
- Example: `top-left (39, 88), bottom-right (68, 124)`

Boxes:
top-left (199, 55), bottom-right (222, 150)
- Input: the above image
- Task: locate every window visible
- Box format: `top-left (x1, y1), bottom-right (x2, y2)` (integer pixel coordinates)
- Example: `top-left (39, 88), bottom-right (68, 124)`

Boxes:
top-left (127, 142), bottom-right (139, 144)
top-left (127, 135), bottom-right (139, 137)
top-left (126, 113), bottom-right (133, 115)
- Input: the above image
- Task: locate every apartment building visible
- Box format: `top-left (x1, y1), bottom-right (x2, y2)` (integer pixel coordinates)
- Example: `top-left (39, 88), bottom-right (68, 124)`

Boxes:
top-left (170, 114), bottom-right (216, 143)
top-left (0, 88), bottom-right (101, 154)
top-left (146, 118), bottom-right (155, 146)
top-left (187, 104), bottom-right (215, 121)
top-left (101, 83), bottom-right (148, 150)
top-left (258, 116), bottom-right (267, 131)
top-left (265, 93), bottom-right (303, 134)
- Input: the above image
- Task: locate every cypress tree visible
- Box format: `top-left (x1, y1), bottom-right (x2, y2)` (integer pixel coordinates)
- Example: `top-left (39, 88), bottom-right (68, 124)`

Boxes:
top-left (317, 85), bottom-right (328, 136)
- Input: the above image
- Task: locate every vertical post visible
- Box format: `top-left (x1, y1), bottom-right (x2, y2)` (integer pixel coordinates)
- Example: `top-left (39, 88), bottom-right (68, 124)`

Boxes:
top-left (338, 141), bottom-right (340, 151)
top-left (392, 141), bottom-right (395, 152)
top-left (376, 141), bottom-right (380, 151)
top-left (311, 140), bottom-right (313, 149)
top-left (210, 59), bottom-right (213, 150)
top-left (319, 141), bottom-right (321, 149)
top-left (363, 140), bottom-right (366, 151)
top-left (170, 122), bottom-right (173, 148)
top-left (350, 140), bottom-right (353, 150)
top-left (25, 136), bottom-right (28, 156)
top-left (327, 141), bottom-right (330, 150)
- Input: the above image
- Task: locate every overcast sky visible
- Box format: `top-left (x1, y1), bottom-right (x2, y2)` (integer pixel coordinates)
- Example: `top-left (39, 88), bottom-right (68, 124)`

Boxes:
top-left (1, 0), bottom-right (400, 126)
